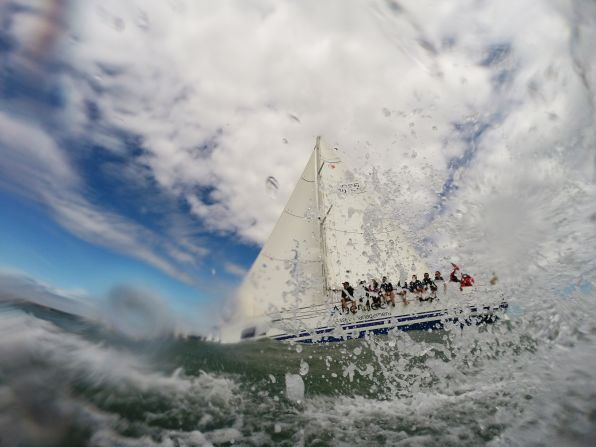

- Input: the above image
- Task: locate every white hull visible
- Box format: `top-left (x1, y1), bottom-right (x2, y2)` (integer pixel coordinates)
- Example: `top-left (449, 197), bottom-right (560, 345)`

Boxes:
top-left (231, 283), bottom-right (508, 344)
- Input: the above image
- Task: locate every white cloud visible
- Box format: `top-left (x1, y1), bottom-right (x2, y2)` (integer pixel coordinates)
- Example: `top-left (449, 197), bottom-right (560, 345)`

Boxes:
top-left (0, 111), bottom-right (77, 195)
top-left (0, 269), bottom-right (215, 335)
top-left (57, 0), bottom-right (456, 242)
top-left (57, 0), bottom-right (592, 238)
top-left (223, 262), bottom-right (248, 277)
top-left (47, 194), bottom-right (199, 284)
top-left (0, 268), bottom-right (98, 319)
top-left (2, 0), bottom-right (595, 283)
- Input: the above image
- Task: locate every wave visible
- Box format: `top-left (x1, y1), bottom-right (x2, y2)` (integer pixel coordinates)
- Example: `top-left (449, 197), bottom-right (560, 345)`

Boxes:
top-left (3, 289), bottom-right (596, 446)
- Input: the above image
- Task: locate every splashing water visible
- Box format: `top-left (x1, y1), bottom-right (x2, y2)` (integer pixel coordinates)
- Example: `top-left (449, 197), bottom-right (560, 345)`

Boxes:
top-left (1, 290), bottom-right (595, 446)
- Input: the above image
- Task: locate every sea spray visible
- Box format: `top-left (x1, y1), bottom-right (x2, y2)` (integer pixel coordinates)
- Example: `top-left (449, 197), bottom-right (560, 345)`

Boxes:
top-left (285, 373), bottom-right (305, 402)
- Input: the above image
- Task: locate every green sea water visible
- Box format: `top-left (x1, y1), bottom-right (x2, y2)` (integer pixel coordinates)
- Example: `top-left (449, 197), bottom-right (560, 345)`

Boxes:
top-left (1, 297), bottom-right (595, 447)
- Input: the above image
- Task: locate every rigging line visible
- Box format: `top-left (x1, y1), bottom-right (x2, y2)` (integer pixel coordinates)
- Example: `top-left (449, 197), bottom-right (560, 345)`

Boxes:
top-left (319, 205), bottom-right (333, 225)
top-left (317, 161), bottom-right (325, 176)
top-left (325, 227), bottom-right (398, 235)
top-left (283, 209), bottom-right (316, 219)
top-left (314, 137), bottom-right (329, 294)
top-left (261, 252), bottom-right (322, 263)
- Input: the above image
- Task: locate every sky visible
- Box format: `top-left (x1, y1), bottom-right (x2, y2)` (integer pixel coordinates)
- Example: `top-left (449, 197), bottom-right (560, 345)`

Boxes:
top-left (0, 0), bottom-right (594, 331)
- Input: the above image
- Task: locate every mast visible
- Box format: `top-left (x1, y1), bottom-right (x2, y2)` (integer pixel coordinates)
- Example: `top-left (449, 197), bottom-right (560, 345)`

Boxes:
top-left (314, 136), bottom-right (329, 294)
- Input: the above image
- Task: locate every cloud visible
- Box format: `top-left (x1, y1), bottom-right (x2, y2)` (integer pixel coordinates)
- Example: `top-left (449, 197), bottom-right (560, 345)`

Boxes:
top-left (0, 111), bottom-right (77, 196)
top-left (47, 194), bottom-right (199, 285)
top-left (58, 0), bottom-right (593, 238)
top-left (1, 0), bottom-right (595, 287)
top-left (223, 262), bottom-right (248, 277)
top-left (0, 269), bottom-right (98, 319)
top-left (0, 269), bottom-right (214, 335)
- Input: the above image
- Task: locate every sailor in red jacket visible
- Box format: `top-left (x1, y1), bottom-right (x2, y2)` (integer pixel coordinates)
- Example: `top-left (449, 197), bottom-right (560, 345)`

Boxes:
top-left (460, 274), bottom-right (475, 288)
top-left (449, 263), bottom-right (461, 283)
top-left (451, 263), bottom-right (474, 290)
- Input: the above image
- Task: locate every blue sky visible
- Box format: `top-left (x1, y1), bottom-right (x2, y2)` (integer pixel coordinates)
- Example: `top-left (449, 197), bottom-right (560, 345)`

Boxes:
top-left (0, 189), bottom-right (257, 308)
top-left (0, 0), bottom-right (594, 329)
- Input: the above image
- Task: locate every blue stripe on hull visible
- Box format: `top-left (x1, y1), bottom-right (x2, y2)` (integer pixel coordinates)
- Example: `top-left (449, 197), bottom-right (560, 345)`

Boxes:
top-left (272, 310), bottom-right (503, 344)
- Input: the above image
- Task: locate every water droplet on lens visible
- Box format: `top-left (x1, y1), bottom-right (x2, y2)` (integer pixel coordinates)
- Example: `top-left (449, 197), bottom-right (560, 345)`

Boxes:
top-left (265, 176), bottom-right (279, 198)
top-left (285, 373), bottom-right (304, 402)
top-left (299, 360), bottom-right (309, 376)
top-left (136, 11), bottom-right (149, 29)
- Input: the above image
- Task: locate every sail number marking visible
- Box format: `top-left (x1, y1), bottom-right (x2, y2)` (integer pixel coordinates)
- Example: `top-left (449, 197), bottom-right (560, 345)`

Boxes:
top-left (337, 182), bottom-right (362, 194)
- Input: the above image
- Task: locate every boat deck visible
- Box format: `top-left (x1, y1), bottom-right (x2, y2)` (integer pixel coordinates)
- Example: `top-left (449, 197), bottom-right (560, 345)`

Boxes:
top-left (239, 283), bottom-right (507, 343)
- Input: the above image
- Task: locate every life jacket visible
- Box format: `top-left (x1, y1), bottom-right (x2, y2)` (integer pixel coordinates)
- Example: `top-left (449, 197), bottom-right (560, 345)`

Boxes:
top-left (460, 275), bottom-right (475, 287)
top-left (409, 280), bottom-right (422, 292)
top-left (342, 286), bottom-right (355, 299)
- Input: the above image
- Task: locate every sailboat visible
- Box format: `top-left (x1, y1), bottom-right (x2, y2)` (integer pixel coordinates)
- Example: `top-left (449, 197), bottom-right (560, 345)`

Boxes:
top-left (221, 137), bottom-right (507, 343)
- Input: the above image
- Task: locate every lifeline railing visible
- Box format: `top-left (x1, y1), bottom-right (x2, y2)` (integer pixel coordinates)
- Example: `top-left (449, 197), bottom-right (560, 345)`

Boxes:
top-left (267, 282), bottom-right (501, 322)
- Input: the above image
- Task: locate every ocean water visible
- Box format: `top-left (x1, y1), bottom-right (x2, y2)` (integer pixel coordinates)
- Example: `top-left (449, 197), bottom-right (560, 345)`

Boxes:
top-left (0, 294), bottom-right (595, 447)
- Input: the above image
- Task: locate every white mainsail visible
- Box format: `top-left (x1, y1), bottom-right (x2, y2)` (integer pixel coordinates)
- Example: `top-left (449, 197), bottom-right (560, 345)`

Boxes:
top-left (236, 137), bottom-right (428, 320)
top-left (237, 149), bottom-right (324, 318)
